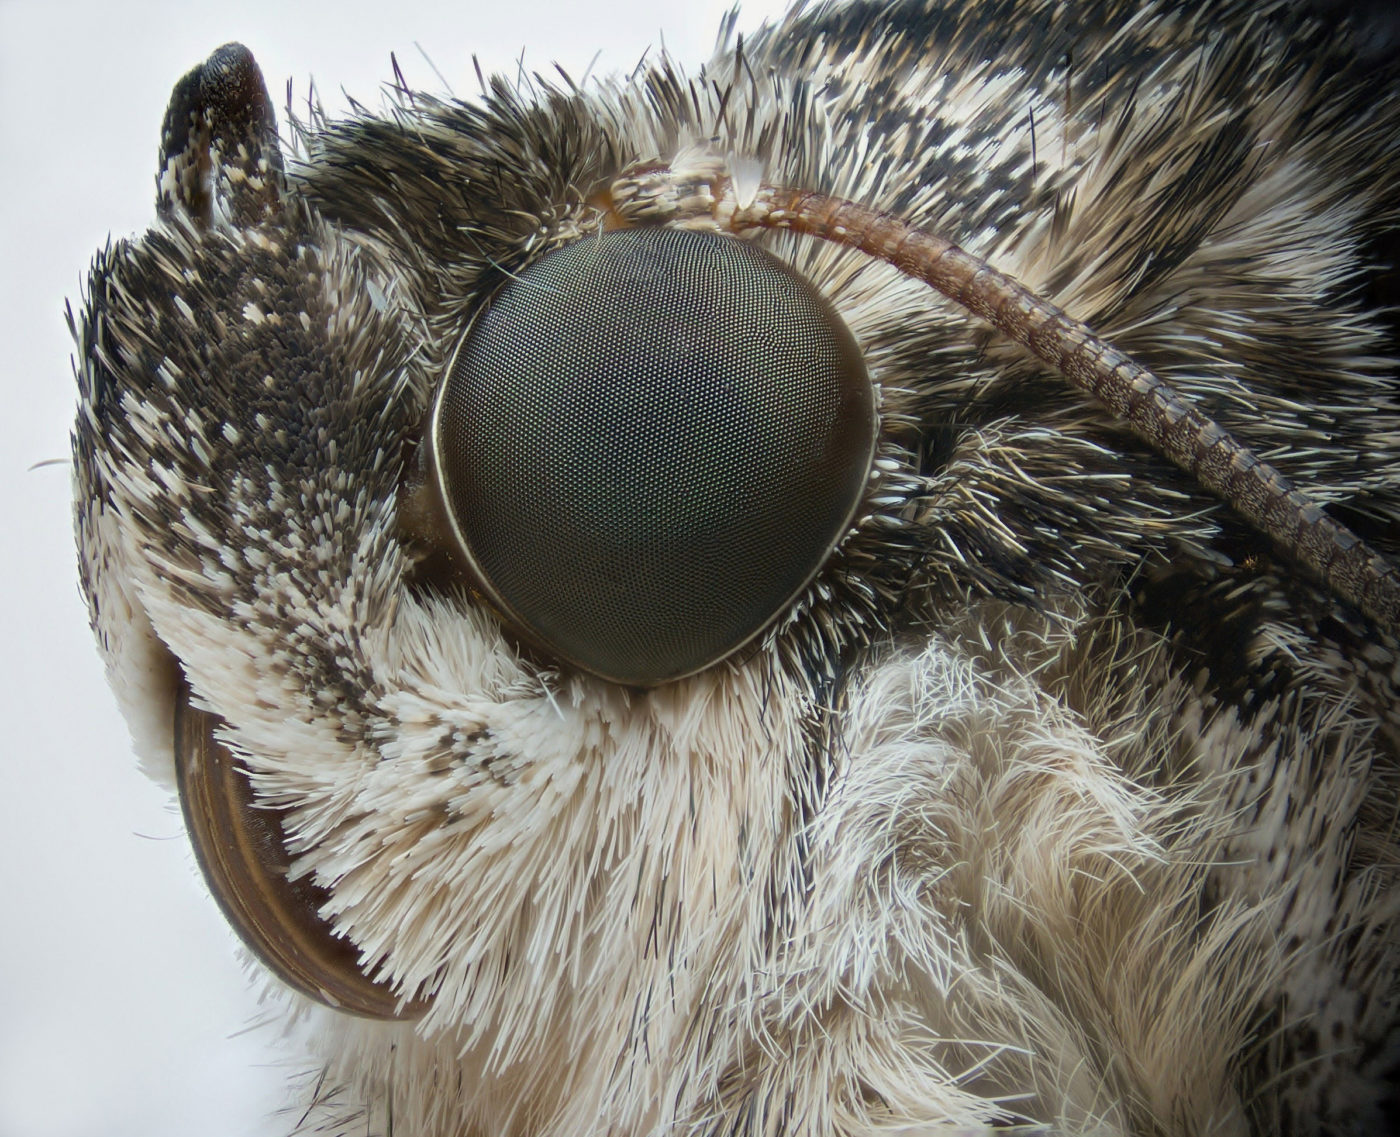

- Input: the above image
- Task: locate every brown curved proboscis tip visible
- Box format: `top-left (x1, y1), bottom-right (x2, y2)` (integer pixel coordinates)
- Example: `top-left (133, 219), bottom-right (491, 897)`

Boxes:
top-left (174, 677), bottom-right (431, 1019)
top-left (725, 185), bottom-right (1400, 637)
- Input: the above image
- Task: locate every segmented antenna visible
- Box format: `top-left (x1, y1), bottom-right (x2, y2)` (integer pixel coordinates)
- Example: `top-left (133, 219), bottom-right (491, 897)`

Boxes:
top-left (723, 186), bottom-right (1400, 636)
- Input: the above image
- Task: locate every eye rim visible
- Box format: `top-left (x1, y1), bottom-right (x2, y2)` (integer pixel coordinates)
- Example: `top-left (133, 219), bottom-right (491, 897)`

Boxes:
top-left (174, 676), bottom-right (431, 1020)
top-left (422, 226), bottom-right (881, 687)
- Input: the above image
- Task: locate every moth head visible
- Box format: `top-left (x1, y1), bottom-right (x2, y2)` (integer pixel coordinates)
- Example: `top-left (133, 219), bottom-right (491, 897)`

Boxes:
top-left (73, 31), bottom-right (1400, 1053)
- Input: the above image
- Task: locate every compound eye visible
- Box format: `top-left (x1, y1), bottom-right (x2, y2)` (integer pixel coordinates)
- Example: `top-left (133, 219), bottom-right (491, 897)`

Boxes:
top-left (430, 226), bottom-right (876, 685)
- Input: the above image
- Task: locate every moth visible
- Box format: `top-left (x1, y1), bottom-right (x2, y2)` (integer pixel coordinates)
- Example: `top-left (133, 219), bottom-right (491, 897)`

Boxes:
top-left (71, 0), bottom-right (1400, 1134)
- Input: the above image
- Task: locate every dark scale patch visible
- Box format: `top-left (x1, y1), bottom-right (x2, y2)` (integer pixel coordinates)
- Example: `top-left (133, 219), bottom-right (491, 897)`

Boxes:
top-left (70, 240), bottom-right (133, 426)
top-left (129, 227), bottom-right (415, 488)
top-left (103, 235), bottom-right (417, 540)
top-left (80, 208), bottom-right (427, 714)
top-left (298, 91), bottom-right (619, 323)
top-left (1131, 548), bottom-right (1299, 711)
top-left (752, 0), bottom-right (1064, 81)
top-left (878, 109), bottom-right (1029, 236)
top-left (750, 0), bottom-right (1191, 125)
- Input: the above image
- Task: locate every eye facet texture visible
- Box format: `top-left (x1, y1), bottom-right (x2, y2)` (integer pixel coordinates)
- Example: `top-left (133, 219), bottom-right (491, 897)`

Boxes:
top-left (431, 227), bottom-right (876, 685)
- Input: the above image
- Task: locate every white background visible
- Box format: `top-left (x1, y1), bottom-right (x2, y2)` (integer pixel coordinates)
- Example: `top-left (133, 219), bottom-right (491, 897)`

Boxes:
top-left (0, 2), bottom-right (789, 1134)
